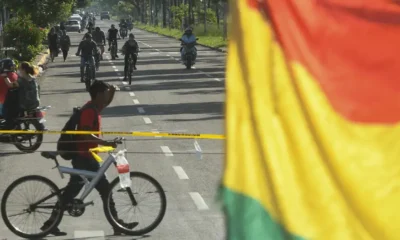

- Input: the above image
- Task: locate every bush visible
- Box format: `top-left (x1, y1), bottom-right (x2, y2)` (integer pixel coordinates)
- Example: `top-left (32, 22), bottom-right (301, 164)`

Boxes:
top-left (3, 15), bottom-right (47, 61)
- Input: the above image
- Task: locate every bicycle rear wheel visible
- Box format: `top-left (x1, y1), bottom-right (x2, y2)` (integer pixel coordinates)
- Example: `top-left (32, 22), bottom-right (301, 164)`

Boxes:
top-left (104, 171), bottom-right (167, 236)
top-left (1, 175), bottom-right (64, 239)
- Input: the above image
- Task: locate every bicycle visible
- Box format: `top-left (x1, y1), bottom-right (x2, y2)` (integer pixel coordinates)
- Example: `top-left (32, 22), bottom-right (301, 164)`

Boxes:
top-left (1, 137), bottom-right (167, 239)
top-left (110, 39), bottom-right (117, 60)
top-left (127, 53), bottom-right (136, 85)
top-left (77, 54), bottom-right (95, 90)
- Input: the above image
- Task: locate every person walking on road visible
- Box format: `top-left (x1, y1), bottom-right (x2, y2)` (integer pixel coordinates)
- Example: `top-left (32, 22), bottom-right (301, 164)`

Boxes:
top-left (60, 30), bottom-right (71, 62)
top-left (47, 28), bottom-right (59, 61)
top-left (41, 80), bottom-right (138, 236)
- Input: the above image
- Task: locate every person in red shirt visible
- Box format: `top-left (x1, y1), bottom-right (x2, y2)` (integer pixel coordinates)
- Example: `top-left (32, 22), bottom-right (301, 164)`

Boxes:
top-left (0, 59), bottom-right (18, 117)
top-left (42, 80), bottom-right (138, 236)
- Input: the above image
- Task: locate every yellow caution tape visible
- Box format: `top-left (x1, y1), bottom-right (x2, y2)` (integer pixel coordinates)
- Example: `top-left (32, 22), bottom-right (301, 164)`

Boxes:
top-left (0, 130), bottom-right (225, 139)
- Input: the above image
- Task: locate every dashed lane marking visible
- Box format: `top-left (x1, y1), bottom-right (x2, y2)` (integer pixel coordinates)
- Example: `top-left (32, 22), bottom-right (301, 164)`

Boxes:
top-left (129, 92), bottom-right (135, 97)
top-left (160, 146), bottom-right (173, 156)
top-left (173, 166), bottom-right (189, 179)
top-left (143, 117), bottom-right (152, 124)
top-left (189, 192), bottom-right (209, 210)
top-left (133, 99), bottom-right (140, 104)
top-left (137, 107), bottom-right (145, 113)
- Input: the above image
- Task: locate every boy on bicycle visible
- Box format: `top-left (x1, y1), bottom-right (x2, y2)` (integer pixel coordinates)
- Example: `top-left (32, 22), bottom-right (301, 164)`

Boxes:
top-left (76, 33), bottom-right (98, 82)
top-left (122, 33), bottom-right (139, 81)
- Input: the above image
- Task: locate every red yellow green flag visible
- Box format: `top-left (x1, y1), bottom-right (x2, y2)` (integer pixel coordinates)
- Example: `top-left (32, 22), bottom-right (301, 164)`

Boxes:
top-left (221, 0), bottom-right (400, 239)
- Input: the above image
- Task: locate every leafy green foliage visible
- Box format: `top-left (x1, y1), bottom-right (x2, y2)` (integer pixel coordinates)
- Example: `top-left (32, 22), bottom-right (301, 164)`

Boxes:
top-left (3, 16), bottom-right (47, 61)
top-left (112, 1), bottom-right (135, 18)
top-left (3, 0), bottom-right (76, 27)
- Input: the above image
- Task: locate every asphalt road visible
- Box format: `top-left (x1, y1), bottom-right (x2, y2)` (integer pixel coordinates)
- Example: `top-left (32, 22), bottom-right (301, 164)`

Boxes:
top-left (0, 19), bottom-right (225, 240)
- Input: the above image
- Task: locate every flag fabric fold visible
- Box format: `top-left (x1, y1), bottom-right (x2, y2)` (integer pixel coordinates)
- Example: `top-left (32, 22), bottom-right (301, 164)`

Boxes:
top-left (222, 0), bottom-right (400, 239)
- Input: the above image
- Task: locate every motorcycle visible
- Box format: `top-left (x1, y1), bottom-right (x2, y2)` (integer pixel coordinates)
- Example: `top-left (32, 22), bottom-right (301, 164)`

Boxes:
top-left (180, 38), bottom-right (199, 69)
top-left (0, 106), bottom-right (51, 153)
top-left (120, 28), bottom-right (128, 39)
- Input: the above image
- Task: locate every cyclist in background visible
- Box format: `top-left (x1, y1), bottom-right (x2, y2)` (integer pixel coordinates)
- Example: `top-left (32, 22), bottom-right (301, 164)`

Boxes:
top-left (76, 33), bottom-right (98, 82)
top-left (92, 27), bottom-right (106, 60)
top-left (122, 33), bottom-right (139, 81)
top-left (107, 24), bottom-right (120, 58)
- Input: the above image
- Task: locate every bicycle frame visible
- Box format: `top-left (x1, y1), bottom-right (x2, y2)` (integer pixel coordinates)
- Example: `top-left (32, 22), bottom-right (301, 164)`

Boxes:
top-left (31, 146), bottom-right (127, 209)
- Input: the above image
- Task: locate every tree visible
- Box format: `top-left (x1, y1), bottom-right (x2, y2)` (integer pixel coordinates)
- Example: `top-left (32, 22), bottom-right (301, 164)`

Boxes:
top-left (3, 0), bottom-right (77, 27)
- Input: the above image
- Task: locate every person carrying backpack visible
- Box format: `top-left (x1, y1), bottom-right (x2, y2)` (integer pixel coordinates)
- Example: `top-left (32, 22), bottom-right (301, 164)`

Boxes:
top-left (43, 80), bottom-right (138, 236)
top-left (60, 30), bottom-right (71, 62)
top-left (1, 61), bottom-right (40, 129)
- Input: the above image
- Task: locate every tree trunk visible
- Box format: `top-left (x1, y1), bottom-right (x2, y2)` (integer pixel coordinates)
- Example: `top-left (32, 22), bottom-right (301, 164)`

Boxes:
top-left (162, 0), bottom-right (167, 27)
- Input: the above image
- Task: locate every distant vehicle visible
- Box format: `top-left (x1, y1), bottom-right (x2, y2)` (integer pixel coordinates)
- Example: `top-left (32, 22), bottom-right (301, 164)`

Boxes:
top-left (75, 10), bottom-right (81, 15)
top-left (69, 16), bottom-right (82, 22)
top-left (65, 20), bottom-right (81, 33)
top-left (100, 11), bottom-right (110, 20)
top-left (71, 14), bottom-right (82, 21)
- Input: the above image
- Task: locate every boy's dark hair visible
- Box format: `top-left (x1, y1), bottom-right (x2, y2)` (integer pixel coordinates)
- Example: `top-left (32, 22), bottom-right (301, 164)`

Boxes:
top-left (89, 80), bottom-right (109, 99)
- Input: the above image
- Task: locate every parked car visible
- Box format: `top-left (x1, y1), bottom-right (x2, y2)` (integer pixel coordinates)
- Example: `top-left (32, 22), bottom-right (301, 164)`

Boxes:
top-left (65, 20), bottom-right (81, 33)
top-left (100, 11), bottom-right (110, 20)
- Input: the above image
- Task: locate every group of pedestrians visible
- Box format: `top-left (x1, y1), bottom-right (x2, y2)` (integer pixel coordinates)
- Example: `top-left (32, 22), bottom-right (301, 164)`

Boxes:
top-left (47, 27), bottom-right (71, 62)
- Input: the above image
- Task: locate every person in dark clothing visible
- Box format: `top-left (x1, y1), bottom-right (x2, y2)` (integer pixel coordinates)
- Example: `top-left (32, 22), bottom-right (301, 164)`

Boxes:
top-left (86, 21), bottom-right (94, 33)
top-left (92, 27), bottom-right (106, 60)
top-left (47, 28), bottom-right (59, 59)
top-left (122, 33), bottom-right (139, 81)
top-left (40, 80), bottom-right (138, 236)
top-left (107, 24), bottom-right (120, 58)
top-left (76, 33), bottom-right (98, 82)
top-left (60, 30), bottom-right (71, 62)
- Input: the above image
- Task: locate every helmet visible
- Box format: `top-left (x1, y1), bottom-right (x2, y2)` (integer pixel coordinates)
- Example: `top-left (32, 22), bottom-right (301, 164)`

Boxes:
top-left (1, 58), bottom-right (16, 71)
top-left (185, 27), bottom-right (192, 33)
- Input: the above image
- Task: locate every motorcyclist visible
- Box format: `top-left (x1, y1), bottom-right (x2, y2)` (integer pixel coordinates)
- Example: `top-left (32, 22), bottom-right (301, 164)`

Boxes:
top-left (92, 27), bottom-right (106, 60)
top-left (122, 33), bottom-right (139, 81)
top-left (119, 19), bottom-right (128, 37)
top-left (81, 18), bottom-right (87, 32)
top-left (76, 33), bottom-right (99, 82)
top-left (107, 24), bottom-right (120, 58)
top-left (127, 18), bottom-right (133, 31)
top-left (1, 62), bottom-right (40, 130)
top-left (180, 27), bottom-right (197, 60)
top-left (0, 59), bottom-right (18, 118)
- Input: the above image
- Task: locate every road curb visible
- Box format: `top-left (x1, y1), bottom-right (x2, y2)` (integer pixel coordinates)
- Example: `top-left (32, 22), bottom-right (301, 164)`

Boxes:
top-left (134, 27), bottom-right (227, 53)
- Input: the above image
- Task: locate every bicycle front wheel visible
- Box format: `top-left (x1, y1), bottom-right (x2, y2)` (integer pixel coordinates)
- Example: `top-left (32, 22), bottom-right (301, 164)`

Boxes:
top-left (104, 171), bottom-right (167, 236)
top-left (1, 175), bottom-right (64, 239)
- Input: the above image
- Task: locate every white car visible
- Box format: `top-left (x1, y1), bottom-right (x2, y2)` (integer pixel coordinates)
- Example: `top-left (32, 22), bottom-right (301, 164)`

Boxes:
top-left (71, 14), bottom-right (82, 21)
top-left (65, 20), bottom-right (81, 33)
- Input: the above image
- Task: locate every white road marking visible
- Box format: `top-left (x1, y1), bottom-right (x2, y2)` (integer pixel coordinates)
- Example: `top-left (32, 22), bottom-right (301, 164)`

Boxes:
top-left (114, 69), bottom-right (119, 71)
top-left (74, 231), bottom-right (105, 238)
top-left (173, 166), bottom-right (189, 179)
top-left (122, 81), bottom-right (127, 85)
top-left (166, 54), bottom-right (170, 56)
top-left (143, 117), bottom-right (152, 124)
top-left (112, 65), bottom-right (116, 69)
top-left (214, 78), bottom-right (221, 81)
top-left (160, 146), bottom-right (173, 156)
top-left (129, 92), bottom-right (135, 97)
top-left (192, 66), bottom-right (196, 69)
top-left (155, 49), bottom-right (160, 51)
top-left (189, 192), bottom-right (209, 210)
top-left (149, 52), bottom-right (160, 55)
top-left (137, 107), bottom-right (145, 113)
top-left (133, 99), bottom-right (140, 104)
top-left (119, 76), bottom-right (123, 79)
top-left (124, 86), bottom-right (130, 90)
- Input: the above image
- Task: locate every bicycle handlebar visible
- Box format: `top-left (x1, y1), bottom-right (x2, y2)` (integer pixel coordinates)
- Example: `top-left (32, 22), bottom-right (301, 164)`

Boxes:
top-left (113, 137), bottom-right (124, 144)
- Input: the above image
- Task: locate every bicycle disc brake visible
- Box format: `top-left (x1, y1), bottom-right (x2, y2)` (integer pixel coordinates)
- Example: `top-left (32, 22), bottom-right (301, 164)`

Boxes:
top-left (67, 199), bottom-right (86, 217)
